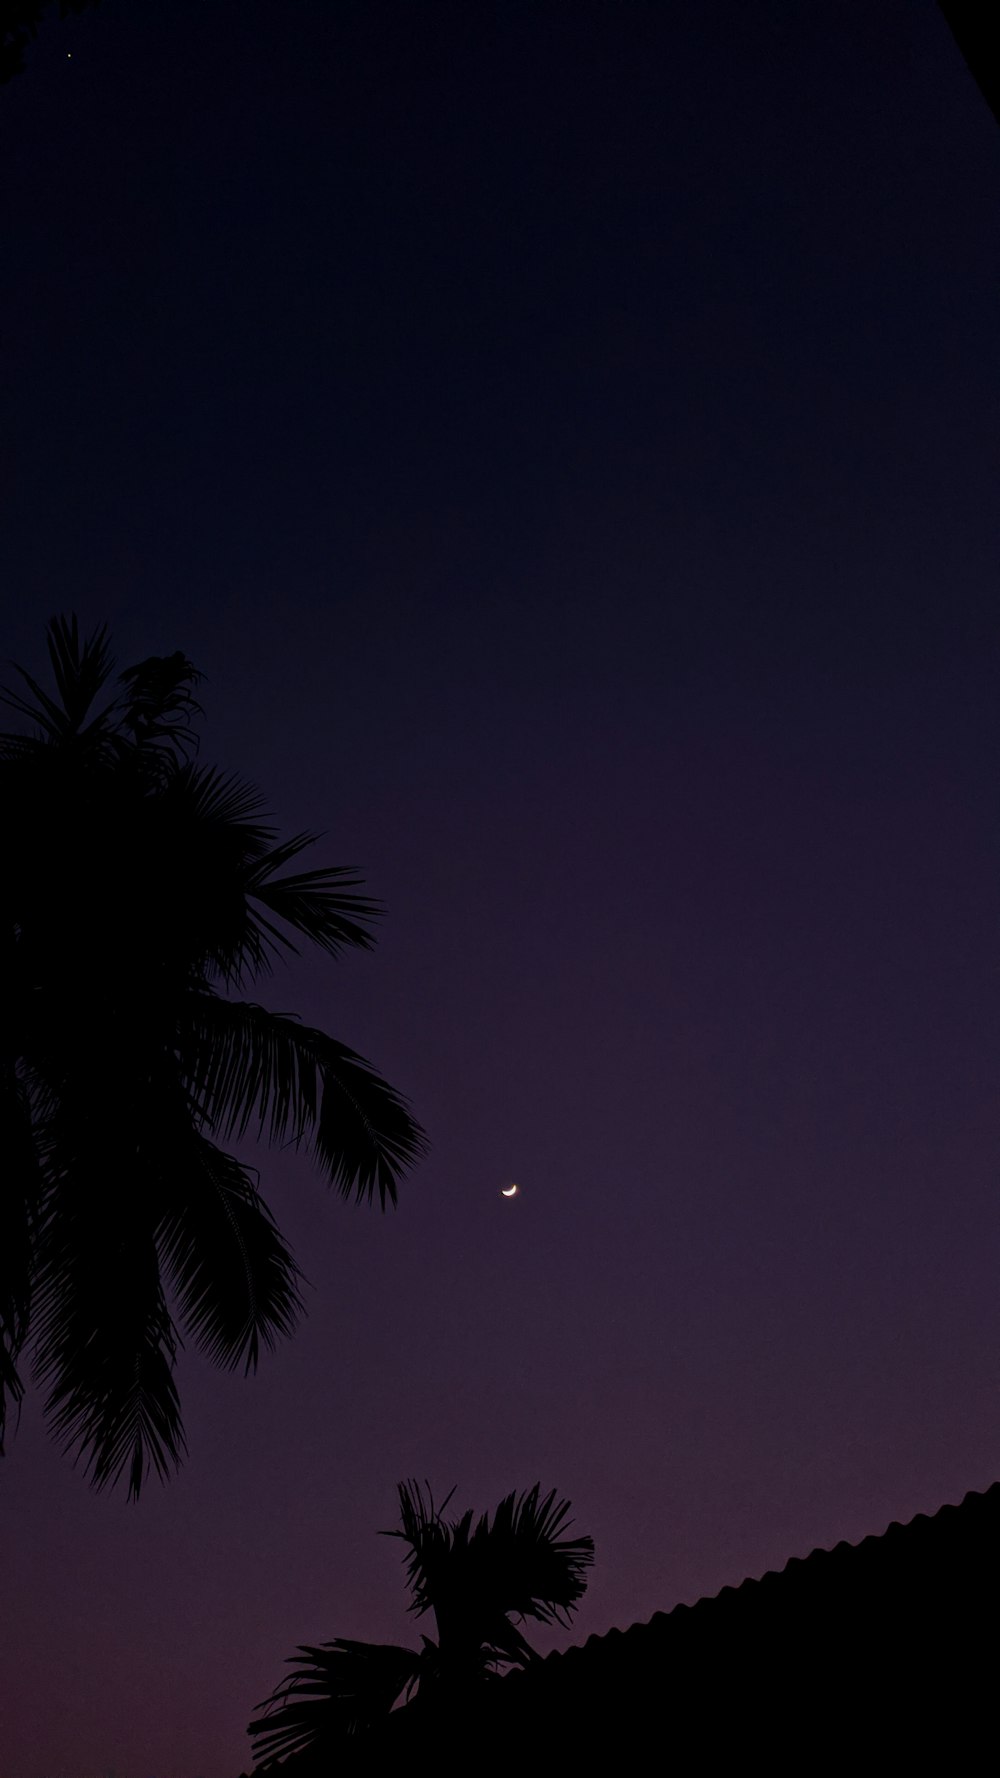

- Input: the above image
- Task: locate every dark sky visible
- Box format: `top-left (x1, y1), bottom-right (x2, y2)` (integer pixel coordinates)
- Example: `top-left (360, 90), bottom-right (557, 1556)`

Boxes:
top-left (2, 2), bottom-right (999, 1773)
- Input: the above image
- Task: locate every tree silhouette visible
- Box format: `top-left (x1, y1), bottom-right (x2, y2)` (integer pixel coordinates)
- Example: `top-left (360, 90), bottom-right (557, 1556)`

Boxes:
top-left (0, 617), bottom-right (425, 1496)
top-left (938, 3), bottom-right (1000, 130)
top-left (248, 1481), bottom-right (594, 1765)
top-left (0, 0), bottom-right (100, 84)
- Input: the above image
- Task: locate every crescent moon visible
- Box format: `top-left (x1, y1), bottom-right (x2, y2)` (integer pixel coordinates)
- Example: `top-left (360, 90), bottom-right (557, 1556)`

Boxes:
top-left (501, 1183), bottom-right (519, 1198)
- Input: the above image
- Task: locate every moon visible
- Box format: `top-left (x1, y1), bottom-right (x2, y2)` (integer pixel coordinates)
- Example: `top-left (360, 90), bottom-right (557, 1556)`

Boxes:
top-left (500, 1183), bottom-right (519, 1198)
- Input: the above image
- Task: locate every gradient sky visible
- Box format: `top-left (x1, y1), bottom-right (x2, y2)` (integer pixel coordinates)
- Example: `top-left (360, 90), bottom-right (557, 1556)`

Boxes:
top-left (2, 3), bottom-right (999, 1774)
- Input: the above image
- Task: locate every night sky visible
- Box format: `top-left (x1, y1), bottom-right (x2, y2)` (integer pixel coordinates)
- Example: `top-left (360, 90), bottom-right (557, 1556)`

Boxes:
top-left (2, 3), bottom-right (999, 1774)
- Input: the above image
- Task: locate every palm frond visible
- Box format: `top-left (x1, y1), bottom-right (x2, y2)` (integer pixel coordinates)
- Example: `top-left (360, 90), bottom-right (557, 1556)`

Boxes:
top-left (0, 670), bottom-right (68, 739)
top-left (184, 999), bottom-right (426, 1207)
top-left (386, 1480), bottom-right (459, 1620)
top-left (45, 614), bottom-right (117, 734)
top-left (159, 765), bottom-right (379, 984)
top-left (248, 1639), bottom-right (422, 1763)
top-left (466, 1484), bottom-right (594, 1626)
top-left (29, 1118), bottom-right (185, 1498)
top-left (170, 761), bottom-right (273, 839)
top-left (1, 615), bottom-right (118, 743)
top-left (183, 998), bottom-right (318, 1146)
top-left (246, 855), bottom-right (379, 962)
top-left (0, 726), bottom-right (46, 763)
top-left (476, 1611), bottom-right (539, 1671)
top-left (117, 649), bottom-right (203, 759)
top-left (0, 1069), bottom-right (41, 1453)
top-left (157, 1133), bottom-right (303, 1372)
top-left (387, 1481), bottom-right (594, 1656)
top-left (312, 1034), bottom-right (425, 1208)
top-left (245, 1483), bottom-right (593, 1763)
top-left (2, 620), bottom-right (428, 1496)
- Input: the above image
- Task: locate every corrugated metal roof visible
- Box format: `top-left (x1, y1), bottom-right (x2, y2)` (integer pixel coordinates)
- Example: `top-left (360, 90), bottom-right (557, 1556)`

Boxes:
top-left (242, 1480), bottom-right (1000, 1771)
top-left (510, 1478), bottom-right (1000, 1682)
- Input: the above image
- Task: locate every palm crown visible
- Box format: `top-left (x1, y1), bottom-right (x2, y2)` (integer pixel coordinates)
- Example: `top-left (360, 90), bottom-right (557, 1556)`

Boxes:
top-left (248, 1481), bottom-right (595, 1766)
top-left (0, 617), bottom-right (426, 1496)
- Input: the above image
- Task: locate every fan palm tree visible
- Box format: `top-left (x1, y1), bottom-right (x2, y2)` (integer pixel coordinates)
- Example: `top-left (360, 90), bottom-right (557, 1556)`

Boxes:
top-left (248, 1481), bottom-right (595, 1766)
top-left (0, 616), bottom-right (426, 1497)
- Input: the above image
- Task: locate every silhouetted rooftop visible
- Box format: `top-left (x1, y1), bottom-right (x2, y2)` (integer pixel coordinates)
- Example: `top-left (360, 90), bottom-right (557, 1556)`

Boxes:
top-left (245, 1480), bottom-right (1000, 1772)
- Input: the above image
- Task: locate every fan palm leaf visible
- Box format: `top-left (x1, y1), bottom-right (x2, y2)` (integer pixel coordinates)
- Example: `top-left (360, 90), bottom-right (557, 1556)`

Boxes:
top-left (390, 1479), bottom-right (594, 1625)
top-left (248, 1483), bottom-right (593, 1766)
top-left (249, 1639), bottom-right (424, 1762)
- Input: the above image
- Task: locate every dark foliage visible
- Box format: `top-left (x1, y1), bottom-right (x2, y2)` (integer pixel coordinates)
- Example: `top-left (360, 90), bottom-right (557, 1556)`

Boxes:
top-left (0, 0), bottom-right (100, 84)
top-left (0, 618), bottom-right (425, 1495)
top-left (248, 1481), bottom-right (594, 1765)
top-left (938, 3), bottom-right (1000, 129)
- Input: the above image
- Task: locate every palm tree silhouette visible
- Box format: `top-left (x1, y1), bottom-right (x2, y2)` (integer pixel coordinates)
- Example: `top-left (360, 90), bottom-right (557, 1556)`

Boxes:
top-left (248, 1482), bottom-right (594, 1766)
top-left (0, 617), bottom-right (426, 1497)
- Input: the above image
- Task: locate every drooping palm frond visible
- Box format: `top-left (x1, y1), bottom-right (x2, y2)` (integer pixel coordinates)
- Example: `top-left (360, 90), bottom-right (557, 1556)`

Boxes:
top-left (30, 1144), bottom-right (185, 1498)
top-left (1, 619), bottom-right (426, 1496)
top-left (311, 1036), bottom-right (426, 1208)
top-left (248, 1639), bottom-right (423, 1763)
top-left (0, 1069), bottom-right (40, 1453)
top-left (183, 998), bottom-right (427, 1207)
top-left (156, 1132), bottom-right (303, 1373)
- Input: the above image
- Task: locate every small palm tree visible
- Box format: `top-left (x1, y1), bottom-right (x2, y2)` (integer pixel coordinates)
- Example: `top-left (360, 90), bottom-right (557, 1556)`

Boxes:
top-left (0, 617), bottom-right (426, 1496)
top-left (248, 1481), bottom-right (595, 1765)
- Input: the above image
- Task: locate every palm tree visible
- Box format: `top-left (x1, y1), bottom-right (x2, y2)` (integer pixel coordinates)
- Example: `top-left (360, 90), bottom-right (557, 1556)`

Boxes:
top-left (247, 1481), bottom-right (595, 1766)
top-left (0, 617), bottom-right (426, 1497)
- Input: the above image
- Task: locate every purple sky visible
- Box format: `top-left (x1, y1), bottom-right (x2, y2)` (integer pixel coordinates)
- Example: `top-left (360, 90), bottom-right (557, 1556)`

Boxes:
top-left (2, 3), bottom-right (1000, 1774)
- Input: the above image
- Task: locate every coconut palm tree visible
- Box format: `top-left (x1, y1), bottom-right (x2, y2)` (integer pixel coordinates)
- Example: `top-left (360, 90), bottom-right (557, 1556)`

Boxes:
top-left (248, 1481), bottom-right (595, 1766)
top-left (0, 616), bottom-right (426, 1497)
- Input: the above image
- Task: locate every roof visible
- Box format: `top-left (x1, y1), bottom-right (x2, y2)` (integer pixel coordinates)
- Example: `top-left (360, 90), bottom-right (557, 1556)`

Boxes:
top-left (243, 1480), bottom-right (1000, 1771)
top-left (514, 1476), bottom-right (1000, 1675)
